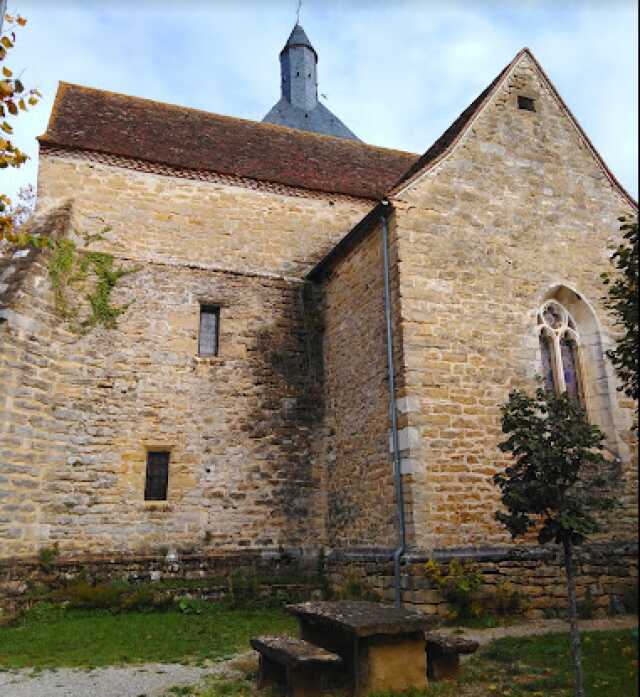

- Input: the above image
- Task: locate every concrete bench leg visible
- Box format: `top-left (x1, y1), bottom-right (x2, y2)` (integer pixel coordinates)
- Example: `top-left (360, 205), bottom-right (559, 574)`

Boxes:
top-left (257, 654), bottom-right (284, 690)
top-left (287, 665), bottom-right (325, 697)
top-left (427, 647), bottom-right (460, 680)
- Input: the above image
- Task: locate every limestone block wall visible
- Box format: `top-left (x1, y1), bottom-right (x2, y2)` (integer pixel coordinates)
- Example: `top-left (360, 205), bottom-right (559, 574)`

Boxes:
top-left (1, 246), bottom-right (325, 557)
top-left (36, 150), bottom-right (371, 279)
top-left (1, 152), bottom-right (375, 561)
top-left (327, 542), bottom-right (638, 619)
top-left (316, 219), bottom-right (404, 549)
top-left (391, 52), bottom-right (638, 552)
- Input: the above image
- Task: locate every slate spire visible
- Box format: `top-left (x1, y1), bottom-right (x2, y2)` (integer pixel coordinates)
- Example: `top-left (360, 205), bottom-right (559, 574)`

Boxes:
top-left (262, 23), bottom-right (359, 141)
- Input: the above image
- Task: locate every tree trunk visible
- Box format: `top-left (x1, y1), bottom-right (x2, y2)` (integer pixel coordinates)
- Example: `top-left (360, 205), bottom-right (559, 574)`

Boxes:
top-left (562, 537), bottom-right (585, 697)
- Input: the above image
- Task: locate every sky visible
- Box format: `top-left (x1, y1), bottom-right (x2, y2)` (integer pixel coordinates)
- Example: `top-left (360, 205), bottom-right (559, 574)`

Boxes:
top-left (3, 0), bottom-right (638, 203)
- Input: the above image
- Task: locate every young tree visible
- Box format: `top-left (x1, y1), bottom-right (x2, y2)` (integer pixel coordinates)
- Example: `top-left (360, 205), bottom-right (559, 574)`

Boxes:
top-left (494, 388), bottom-right (615, 697)
top-left (0, 10), bottom-right (40, 241)
top-left (602, 216), bottom-right (639, 417)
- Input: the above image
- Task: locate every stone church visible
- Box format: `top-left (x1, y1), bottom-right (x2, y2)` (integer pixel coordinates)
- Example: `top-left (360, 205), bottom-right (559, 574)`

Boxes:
top-left (0, 24), bottom-right (637, 612)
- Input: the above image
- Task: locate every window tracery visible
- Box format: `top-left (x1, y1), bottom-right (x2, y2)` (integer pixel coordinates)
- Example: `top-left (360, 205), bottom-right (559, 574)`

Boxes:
top-left (537, 299), bottom-right (583, 404)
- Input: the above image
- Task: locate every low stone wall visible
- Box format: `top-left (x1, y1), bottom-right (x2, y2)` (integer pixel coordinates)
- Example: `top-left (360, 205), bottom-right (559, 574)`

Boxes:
top-left (0, 548), bottom-right (324, 615)
top-left (326, 541), bottom-right (639, 619)
top-left (2, 542), bottom-right (636, 620)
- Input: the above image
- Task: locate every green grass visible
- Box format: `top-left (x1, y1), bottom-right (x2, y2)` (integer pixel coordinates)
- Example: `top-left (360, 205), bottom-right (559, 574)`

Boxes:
top-left (420, 628), bottom-right (639, 697)
top-left (162, 628), bottom-right (638, 697)
top-left (1, 603), bottom-right (636, 697)
top-left (0, 603), bottom-right (296, 669)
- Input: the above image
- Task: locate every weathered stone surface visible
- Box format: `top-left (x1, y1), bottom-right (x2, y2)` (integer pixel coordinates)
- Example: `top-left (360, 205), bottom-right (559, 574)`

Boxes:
top-left (287, 600), bottom-right (436, 637)
top-left (250, 636), bottom-right (342, 666)
top-left (424, 632), bottom-right (479, 655)
top-left (0, 50), bottom-right (636, 613)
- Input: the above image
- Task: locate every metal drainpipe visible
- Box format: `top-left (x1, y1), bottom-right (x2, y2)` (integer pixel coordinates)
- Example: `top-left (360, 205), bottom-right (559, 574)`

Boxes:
top-left (380, 202), bottom-right (407, 607)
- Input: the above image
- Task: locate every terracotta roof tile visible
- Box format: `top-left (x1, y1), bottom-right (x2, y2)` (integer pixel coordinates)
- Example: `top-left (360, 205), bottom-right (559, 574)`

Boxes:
top-left (40, 83), bottom-right (418, 201)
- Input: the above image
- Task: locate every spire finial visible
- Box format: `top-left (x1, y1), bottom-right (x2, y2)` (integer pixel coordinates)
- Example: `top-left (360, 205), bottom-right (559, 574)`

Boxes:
top-left (295, 0), bottom-right (302, 25)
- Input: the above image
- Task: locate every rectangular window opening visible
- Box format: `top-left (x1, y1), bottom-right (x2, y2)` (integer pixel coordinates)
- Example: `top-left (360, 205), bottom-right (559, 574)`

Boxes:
top-left (517, 95), bottom-right (536, 112)
top-left (145, 451), bottom-right (170, 501)
top-left (199, 304), bottom-right (219, 356)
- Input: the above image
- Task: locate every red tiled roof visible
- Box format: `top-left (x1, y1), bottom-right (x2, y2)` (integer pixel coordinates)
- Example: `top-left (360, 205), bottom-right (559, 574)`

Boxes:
top-left (40, 83), bottom-right (418, 201)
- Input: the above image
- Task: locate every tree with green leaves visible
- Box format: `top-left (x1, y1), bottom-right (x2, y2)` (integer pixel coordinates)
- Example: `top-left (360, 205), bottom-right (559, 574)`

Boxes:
top-left (602, 216), bottom-right (639, 418)
top-left (494, 388), bottom-right (615, 697)
top-left (0, 10), bottom-right (40, 241)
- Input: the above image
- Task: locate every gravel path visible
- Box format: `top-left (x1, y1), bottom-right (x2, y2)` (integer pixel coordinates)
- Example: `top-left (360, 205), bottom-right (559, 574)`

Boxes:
top-left (0, 652), bottom-right (255, 697)
top-left (2, 617), bottom-right (636, 697)
top-left (438, 613), bottom-right (638, 646)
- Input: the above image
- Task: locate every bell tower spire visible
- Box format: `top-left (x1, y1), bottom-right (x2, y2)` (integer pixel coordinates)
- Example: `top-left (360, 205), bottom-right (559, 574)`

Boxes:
top-left (280, 24), bottom-right (318, 112)
top-left (262, 22), bottom-right (359, 141)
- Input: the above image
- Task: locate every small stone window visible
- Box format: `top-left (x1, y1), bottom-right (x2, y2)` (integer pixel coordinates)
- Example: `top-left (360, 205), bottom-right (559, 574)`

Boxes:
top-left (145, 451), bottom-right (170, 501)
top-left (537, 300), bottom-right (584, 404)
top-left (198, 305), bottom-right (219, 356)
top-left (518, 95), bottom-right (536, 112)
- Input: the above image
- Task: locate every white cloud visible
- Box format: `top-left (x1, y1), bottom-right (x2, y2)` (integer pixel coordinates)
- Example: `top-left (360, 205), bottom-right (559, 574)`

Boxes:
top-left (2, 0), bottom-right (637, 201)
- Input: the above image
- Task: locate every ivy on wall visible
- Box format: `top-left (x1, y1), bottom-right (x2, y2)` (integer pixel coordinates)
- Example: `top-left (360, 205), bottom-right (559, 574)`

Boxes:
top-left (13, 225), bottom-right (138, 334)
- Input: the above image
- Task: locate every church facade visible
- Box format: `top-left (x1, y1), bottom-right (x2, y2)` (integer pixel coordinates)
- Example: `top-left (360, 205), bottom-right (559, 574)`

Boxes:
top-left (0, 26), bottom-right (637, 613)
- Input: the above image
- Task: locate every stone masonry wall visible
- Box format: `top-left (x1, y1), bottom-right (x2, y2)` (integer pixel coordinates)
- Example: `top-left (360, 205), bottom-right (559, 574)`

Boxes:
top-left (36, 152), bottom-right (371, 279)
top-left (327, 542), bottom-right (638, 619)
top-left (315, 218), bottom-right (404, 549)
top-left (391, 52), bottom-right (638, 552)
top-left (0, 153), bottom-right (373, 561)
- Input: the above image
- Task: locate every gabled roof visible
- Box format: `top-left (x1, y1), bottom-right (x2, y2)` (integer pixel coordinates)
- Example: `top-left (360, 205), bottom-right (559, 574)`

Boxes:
top-left (40, 83), bottom-right (417, 201)
top-left (308, 47), bottom-right (637, 281)
top-left (390, 48), bottom-right (637, 208)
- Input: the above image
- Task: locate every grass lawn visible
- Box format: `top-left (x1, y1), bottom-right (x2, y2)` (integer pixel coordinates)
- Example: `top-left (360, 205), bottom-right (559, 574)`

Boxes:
top-left (0, 603), bottom-right (296, 669)
top-left (167, 628), bottom-right (638, 697)
top-left (0, 603), bottom-right (636, 697)
top-left (422, 628), bottom-right (639, 697)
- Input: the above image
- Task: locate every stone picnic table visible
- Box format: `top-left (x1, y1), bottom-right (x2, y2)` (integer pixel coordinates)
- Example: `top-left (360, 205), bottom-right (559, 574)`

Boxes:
top-left (286, 601), bottom-right (437, 696)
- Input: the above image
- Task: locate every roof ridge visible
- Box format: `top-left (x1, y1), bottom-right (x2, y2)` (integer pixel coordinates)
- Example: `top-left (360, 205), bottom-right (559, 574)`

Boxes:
top-left (388, 47), bottom-right (636, 209)
top-left (49, 82), bottom-right (417, 159)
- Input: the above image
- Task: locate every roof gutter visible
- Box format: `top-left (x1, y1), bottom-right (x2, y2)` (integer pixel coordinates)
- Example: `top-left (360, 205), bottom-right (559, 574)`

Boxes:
top-left (380, 201), bottom-right (407, 607)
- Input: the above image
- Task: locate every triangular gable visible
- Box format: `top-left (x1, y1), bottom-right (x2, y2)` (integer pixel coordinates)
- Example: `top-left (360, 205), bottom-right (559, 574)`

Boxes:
top-left (389, 48), bottom-right (637, 209)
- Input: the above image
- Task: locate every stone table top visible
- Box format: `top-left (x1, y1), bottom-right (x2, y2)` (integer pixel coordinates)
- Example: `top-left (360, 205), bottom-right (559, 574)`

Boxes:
top-left (286, 601), bottom-right (436, 637)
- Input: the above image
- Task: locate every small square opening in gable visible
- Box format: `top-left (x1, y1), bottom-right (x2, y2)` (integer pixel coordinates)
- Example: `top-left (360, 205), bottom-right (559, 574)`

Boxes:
top-left (518, 95), bottom-right (536, 112)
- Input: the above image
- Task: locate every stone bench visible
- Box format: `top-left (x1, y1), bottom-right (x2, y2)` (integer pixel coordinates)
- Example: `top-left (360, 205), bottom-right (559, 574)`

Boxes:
top-left (250, 635), bottom-right (343, 697)
top-left (424, 631), bottom-right (480, 680)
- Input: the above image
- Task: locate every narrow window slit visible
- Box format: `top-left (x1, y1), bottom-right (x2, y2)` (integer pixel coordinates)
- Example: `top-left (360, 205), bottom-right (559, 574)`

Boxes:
top-left (199, 305), bottom-right (219, 356)
top-left (145, 451), bottom-right (170, 501)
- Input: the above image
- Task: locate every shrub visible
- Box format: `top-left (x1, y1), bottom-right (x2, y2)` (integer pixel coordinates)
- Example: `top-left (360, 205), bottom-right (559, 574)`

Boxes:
top-left (53, 581), bottom-right (172, 612)
top-left (486, 581), bottom-right (529, 617)
top-left (425, 558), bottom-right (483, 619)
top-left (577, 588), bottom-right (595, 620)
top-left (37, 543), bottom-right (60, 571)
top-left (332, 566), bottom-right (381, 602)
top-left (622, 583), bottom-right (639, 614)
top-left (55, 581), bottom-right (125, 609)
top-left (226, 571), bottom-right (260, 608)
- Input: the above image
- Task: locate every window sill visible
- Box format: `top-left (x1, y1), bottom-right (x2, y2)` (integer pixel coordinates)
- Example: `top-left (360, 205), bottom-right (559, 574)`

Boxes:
top-left (194, 355), bottom-right (225, 365)
top-left (143, 502), bottom-right (173, 512)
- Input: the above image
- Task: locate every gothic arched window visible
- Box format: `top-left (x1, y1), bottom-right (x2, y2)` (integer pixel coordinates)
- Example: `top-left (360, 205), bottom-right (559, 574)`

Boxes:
top-left (537, 299), bottom-right (584, 404)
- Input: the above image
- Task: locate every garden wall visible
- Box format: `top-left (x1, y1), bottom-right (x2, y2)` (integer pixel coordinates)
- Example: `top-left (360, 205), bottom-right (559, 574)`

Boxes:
top-left (326, 541), bottom-right (639, 620)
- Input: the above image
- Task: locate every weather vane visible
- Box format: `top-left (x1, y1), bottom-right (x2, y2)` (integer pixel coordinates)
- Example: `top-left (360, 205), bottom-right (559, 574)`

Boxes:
top-left (296, 0), bottom-right (302, 24)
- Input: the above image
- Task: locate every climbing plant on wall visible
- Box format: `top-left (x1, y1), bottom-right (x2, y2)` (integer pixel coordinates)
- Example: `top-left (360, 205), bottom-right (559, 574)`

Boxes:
top-left (47, 227), bottom-right (139, 334)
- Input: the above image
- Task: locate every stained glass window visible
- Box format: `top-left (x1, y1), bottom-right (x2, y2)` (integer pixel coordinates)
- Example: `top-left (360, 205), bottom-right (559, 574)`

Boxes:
top-left (561, 334), bottom-right (583, 404)
top-left (538, 300), bottom-right (584, 406)
top-left (539, 331), bottom-right (555, 392)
